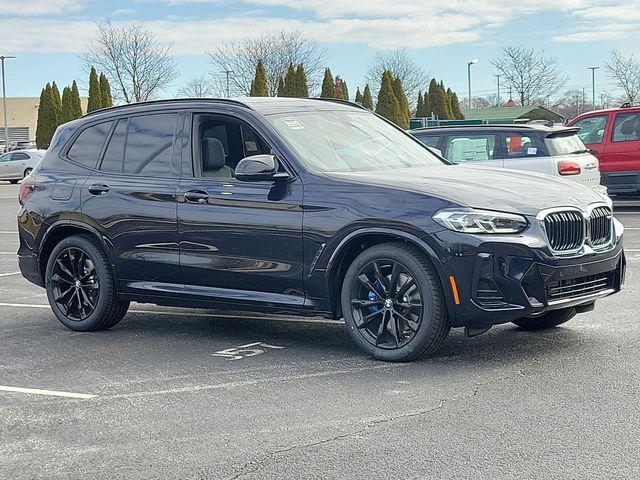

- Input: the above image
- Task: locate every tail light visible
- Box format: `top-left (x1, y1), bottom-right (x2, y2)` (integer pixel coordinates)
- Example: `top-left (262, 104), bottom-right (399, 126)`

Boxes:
top-left (18, 180), bottom-right (36, 205)
top-left (558, 161), bottom-right (581, 176)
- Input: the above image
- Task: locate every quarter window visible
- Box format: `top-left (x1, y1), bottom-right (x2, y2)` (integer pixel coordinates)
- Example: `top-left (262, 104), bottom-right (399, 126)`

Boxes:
top-left (100, 119), bottom-right (127, 173)
top-left (573, 115), bottom-right (608, 144)
top-left (66, 121), bottom-right (113, 168)
top-left (612, 112), bottom-right (640, 142)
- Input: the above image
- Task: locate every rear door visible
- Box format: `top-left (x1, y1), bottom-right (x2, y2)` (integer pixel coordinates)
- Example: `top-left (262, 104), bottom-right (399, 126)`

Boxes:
top-left (603, 111), bottom-right (640, 172)
top-left (441, 132), bottom-right (502, 167)
top-left (81, 111), bottom-right (183, 292)
top-left (7, 152), bottom-right (31, 177)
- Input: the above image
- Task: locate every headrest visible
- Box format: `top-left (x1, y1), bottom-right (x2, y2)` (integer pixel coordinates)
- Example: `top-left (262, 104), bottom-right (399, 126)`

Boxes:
top-left (621, 119), bottom-right (636, 136)
top-left (204, 138), bottom-right (225, 171)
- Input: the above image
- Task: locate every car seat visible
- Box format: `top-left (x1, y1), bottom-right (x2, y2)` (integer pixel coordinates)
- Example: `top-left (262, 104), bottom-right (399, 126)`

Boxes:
top-left (203, 138), bottom-right (233, 177)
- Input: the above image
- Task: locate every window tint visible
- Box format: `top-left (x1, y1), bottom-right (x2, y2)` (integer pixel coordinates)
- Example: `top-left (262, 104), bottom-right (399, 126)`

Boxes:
top-left (100, 119), bottom-right (127, 173)
top-left (502, 134), bottom-right (543, 158)
top-left (573, 114), bottom-right (608, 144)
top-left (612, 112), bottom-right (640, 142)
top-left (414, 135), bottom-right (440, 148)
top-left (11, 152), bottom-right (30, 161)
top-left (445, 134), bottom-right (497, 163)
top-left (123, 114), bottom-right (178, 177)
top-left (67, 121), bottom-right (113, 168)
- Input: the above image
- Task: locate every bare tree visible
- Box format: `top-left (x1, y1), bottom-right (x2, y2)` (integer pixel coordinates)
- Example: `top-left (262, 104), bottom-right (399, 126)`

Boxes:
top-left (366, 49), bottom-right (429, 108)
top-left (177, 76), bottom-right (215, 98)
top-left (492, 46), bottom-right (567, 106)
top-left (207, 30), bottom-right (326, 97)
top-left (84, 22), bottom-right (178, 103)
top-left (553, 89), bottom-right (591, 120)
top-left (604, 50), bottom-right (640, 104)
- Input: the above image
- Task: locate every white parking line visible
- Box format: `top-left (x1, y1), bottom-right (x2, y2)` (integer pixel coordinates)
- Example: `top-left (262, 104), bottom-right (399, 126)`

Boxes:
top-left (0, 252), bottom-right (16, 255)
top-left (0, 302), bottom-right (343, 325)
top-left (0, 231), bottom-right (16, 234)
top-left (0, 271), bottom-right (20, 277)
top-left (0, 385), bottom-right (96, 399)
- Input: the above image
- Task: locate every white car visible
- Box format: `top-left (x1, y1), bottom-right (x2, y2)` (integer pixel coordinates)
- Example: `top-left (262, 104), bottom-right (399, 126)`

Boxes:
top-left (0, 149), bottom-right (45, 183)
top-left (411, 124), bottom-right (603, 191)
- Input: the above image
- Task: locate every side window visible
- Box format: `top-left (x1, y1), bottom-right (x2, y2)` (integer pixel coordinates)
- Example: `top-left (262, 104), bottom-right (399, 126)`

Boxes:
top-left (444, 134), bottom-right (496, 163)
top-left (573, 115), bottom-right (608, 144)
top-left (100, 119), bottom-right (127, 174)
top-left (124, 114), bottom-right (178, 177)
top-left (502, 134), bottom-right (543, 159)
top-left (0, 153), bottom-right (10, 162)
top-left (612, 112), bottom-right (640, 142)
top-left (66, 121), bottom-right (113, 168)
top-left (414, 135), bottom-right (440, 148)
top-left (11, 152), bottom-right (30, 161)
top-left (197, 116), bottom-right (272, 178)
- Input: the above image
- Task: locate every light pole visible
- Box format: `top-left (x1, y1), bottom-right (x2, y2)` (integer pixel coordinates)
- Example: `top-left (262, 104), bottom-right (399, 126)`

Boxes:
top-left (588, 66), bottom-right (599, 109)
top-left (221, 70), bottom-right (233, 98)
top-left (495, 74), bottom-right (501, 107)
top-left (467, 59), bottom-right (479, 110)
top-left (1, 55), bottom-right (15, 152)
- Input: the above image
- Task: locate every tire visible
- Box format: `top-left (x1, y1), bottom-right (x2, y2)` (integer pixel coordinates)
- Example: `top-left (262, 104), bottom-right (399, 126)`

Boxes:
top-left (512, 307), bottom-right (576, 331)
top-left (9, 179), bottom-right (18, 184)
top-left (45, 234), bottom-right (129, 332)
top-left (23, 168), bottom-right (32, 178)
top-left (341, 243), bottom-right (450, 362)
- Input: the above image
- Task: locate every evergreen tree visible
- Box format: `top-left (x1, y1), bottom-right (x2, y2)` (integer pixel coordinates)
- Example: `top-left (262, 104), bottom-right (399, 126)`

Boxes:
top-left (334, 76), bottom-right (347, 100)
top-left (99, 73), bottom-right (113, 108)
top-left (427, 79), bottom-right (439, 115)
top-left (87, 67), bottom-right (102, 112)
top-left (448, 89), bottom-right (464, 119)
top-left (362, 84), bottom-right (374, 110)
top-left (375, 71), bottom-right (402, 125)
top-left (277, 77), bottom-right (286, 97)
top-left (355, 87), bottom-right (363, 104)
top-left (283, 64), bottom-right (297, 97)
top-left (342, 81), bottom-right (349, 101)
top-left (432, 83), bottom-right (449, 119)
top-left (423, 91), bottom-right (432, 118)
top-left (441, 81), bottom-right (453, 119)
top-left (60, 86), bottom-right (73, 124)
top-left (392, 76), bottom-right (410, 128)
top-left (51, 81), bottom-right (62, 122)
top-left (296, 64), bottom-right (309, 98)
top-left (416, 91), bottom-right (424, 117)
top-left (320, 68), bottom-right (334, 98)
top-left (35, 84), bottom-right (58, 149)
top-left (249, 60), bottom-right (269, 97)
top-left (70, 81), bottom-right (83, 118)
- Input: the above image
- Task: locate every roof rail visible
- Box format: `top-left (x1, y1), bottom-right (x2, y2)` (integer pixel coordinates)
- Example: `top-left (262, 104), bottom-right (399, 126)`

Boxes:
top-left (310, 98), bottom-right (367, 110)
top-left (81, 98), bottom-right (252, 118)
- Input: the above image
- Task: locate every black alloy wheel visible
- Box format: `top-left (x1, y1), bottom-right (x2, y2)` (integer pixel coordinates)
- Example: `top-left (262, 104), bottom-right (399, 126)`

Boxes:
top-left (50, 247), bottom-right (100, 321)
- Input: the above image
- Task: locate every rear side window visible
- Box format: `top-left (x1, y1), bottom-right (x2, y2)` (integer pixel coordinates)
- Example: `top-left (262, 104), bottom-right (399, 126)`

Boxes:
top-left (66, 121), bottom-right (113, 168)
top-left (501, 134), bottom-right (545, 158)
top-left (445, 134), bottom-right (497, 163)
top-left (612, 112), bottom-right (640, 142)
top-left (11, 152), bottom-right (30, 161)
top-left (573, 114), bottom-right (608, 144)
top-left (124, 114), bottom-right (178, 177)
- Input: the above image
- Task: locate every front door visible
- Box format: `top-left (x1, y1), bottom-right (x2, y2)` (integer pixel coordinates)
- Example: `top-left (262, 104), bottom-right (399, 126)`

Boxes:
top-left (177, 112), bottom-right (305, 308)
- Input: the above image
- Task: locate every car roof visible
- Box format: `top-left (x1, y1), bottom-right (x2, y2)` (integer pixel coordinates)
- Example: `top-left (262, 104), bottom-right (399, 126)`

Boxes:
top-left (411, 123), bottom-right (578, 136)
top-left (570, 105), bottom-right (640, 119)
top-left (79, 97), bottom-right (365, 122)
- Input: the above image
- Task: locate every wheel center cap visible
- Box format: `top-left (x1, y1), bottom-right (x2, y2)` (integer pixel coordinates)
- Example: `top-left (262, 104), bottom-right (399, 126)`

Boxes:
top-left (384, 299), bottom-right (393, 308)
top-left (75, 280), bottom-right (81, 288)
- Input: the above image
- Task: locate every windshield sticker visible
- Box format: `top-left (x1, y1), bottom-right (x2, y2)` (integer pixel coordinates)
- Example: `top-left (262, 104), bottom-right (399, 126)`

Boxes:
top-left (527, 147), bottom-right (537, 155)
top-left (282, 117), bottom-right (305, 130)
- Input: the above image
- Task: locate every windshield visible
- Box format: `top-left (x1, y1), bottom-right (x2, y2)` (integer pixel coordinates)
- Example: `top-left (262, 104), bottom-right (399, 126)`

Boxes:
top-left (545, 133), bottom-right (588, 156)
top-left (265, 110), bottom-right (445, 172)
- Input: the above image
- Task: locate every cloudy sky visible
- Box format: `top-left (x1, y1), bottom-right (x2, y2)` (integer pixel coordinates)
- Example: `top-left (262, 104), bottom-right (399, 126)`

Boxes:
top-left (1, 0), bottom-right (639, 101)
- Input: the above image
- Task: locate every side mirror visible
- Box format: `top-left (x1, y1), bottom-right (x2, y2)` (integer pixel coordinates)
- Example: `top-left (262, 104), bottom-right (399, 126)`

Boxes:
top-left (235, 154), bottom-right (290, 182)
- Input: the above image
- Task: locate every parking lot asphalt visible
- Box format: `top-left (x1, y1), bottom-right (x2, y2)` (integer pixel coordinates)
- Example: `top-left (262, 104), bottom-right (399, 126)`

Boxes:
top-left (0, 182), bottom-right (639, 480)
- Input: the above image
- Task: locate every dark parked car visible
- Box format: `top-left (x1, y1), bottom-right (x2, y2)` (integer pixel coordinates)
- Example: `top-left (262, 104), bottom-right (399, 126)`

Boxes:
top-left (18, 98), bottom-right (625, 362)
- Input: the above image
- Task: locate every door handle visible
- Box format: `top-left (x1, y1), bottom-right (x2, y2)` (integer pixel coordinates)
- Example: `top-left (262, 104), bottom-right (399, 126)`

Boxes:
top-left (88, 184), bottom-right (110, 195)
top-left (184, 190), bottom-right (209, 204)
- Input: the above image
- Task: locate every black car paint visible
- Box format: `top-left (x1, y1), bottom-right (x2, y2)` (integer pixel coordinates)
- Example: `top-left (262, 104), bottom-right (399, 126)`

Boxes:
top-left (18, 98), bottom-right (624, 331)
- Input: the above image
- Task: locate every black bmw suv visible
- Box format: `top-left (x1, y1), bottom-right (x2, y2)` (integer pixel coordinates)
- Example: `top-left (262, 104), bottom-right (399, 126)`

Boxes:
top-left (17, 98), bottom-right (625, 362)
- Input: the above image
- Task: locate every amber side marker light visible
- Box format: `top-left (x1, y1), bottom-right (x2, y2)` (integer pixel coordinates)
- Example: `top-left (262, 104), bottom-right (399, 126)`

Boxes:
top-left (449, 276), bottom-right (461, 305)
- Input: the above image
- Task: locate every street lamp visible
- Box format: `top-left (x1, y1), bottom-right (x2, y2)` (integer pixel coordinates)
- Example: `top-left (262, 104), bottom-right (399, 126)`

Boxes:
top-left (467, 59), bottom-right (479, 110)
top-left (588, 66), bottom-right (599, 110)
top-left (0, 55), bottom-right (15, 152)
top-left (495, 74), bottom-right (501, 107)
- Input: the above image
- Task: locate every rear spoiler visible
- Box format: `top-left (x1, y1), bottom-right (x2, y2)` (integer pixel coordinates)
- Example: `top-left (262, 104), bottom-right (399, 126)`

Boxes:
top-left (545, 128), bottom-right (580, 138)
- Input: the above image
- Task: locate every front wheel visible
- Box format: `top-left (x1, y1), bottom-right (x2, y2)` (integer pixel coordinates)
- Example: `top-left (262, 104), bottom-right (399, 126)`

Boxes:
top-left (341, 243), bottom-right (450, 362)
top-left (512, 308), bottom-right (576, 331)
top-left (45, 234), bottom-right (129, 331)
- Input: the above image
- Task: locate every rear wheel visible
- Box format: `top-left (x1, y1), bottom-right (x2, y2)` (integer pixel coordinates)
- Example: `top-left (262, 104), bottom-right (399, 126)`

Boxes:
top-left (341, 243), bottom-right (449, 362)
top-left (45, 234), bottom-right (129, 331)
top-left (9, 179), bottom-right (18, 184)
top-left (23, 168), bottom-right (32, 178)
top-left (512, 307), bottom-right (576, 331)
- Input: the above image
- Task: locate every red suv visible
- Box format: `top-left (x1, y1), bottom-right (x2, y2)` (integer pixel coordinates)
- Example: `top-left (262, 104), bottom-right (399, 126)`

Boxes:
top-left (568, 105), bottom-right (640, 196)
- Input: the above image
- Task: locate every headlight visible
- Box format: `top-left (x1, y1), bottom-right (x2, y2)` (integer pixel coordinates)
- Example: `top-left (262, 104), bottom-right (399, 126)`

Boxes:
top-left (433, 208), bottom-right (528, 234)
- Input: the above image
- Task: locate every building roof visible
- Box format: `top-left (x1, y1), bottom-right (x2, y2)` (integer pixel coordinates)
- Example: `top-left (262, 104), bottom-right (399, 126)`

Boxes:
top-left (461, 105), bottom-right (564, 122)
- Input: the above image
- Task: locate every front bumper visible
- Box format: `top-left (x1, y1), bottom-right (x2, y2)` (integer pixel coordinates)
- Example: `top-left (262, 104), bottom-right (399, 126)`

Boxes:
top-left (431, 230), bottom-right (625, 328)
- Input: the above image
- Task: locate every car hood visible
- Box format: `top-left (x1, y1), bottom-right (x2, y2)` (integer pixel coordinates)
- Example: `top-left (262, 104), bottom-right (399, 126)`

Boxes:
top-left (328, 164), bottom-right (605, 216)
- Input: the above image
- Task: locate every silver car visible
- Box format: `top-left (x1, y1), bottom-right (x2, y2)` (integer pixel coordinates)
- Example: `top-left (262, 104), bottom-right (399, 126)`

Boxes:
top-left (0, 149), bottom-right (45, 183)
